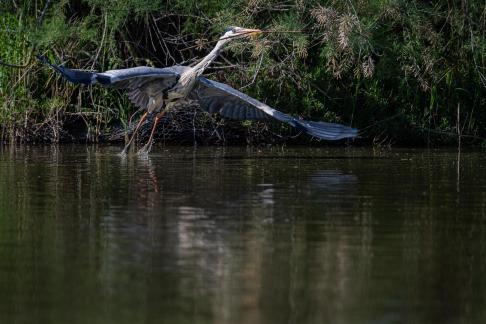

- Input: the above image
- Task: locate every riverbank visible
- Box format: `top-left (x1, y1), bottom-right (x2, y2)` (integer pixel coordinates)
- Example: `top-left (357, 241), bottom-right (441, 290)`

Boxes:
top-left (0, 106), bottom-right (479, 147)
top-left (1, 104), bottom-right (344, 146)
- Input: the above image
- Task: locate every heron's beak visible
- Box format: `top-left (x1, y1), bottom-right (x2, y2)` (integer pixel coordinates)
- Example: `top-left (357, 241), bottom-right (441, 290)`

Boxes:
top-left (238, 28), bottom-right (262, 38)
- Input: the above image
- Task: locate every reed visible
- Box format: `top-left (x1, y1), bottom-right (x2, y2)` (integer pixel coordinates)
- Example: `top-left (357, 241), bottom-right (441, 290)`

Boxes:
top-left (0, 0), bottom-right (485, 145)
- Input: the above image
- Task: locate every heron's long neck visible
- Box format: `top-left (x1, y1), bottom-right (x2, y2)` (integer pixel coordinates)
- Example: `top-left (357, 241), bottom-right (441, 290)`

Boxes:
top-left (193, 39), bottom-right (229, 76)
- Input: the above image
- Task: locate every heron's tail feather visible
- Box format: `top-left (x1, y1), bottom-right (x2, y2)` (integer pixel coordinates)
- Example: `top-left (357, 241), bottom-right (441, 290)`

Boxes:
top-left (36, 54), bottom-right (95, 85)
top-left (295, 120), bottom-right (358, 141)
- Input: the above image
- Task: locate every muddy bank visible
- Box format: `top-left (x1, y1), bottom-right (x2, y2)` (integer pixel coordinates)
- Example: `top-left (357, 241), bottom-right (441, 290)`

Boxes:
top-left (2, 104), bottom-right (475, 147)
top-left (1, 106), bottom-right (344, 146)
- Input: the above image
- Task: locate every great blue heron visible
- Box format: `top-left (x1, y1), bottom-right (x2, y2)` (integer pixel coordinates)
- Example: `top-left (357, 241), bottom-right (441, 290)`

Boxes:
top-left (37, 26), bottom-right (357, 155)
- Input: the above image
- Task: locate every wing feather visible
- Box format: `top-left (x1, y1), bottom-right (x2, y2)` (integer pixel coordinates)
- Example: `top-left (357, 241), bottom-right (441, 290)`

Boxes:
top-left (193, 77), bottom-right (358, 141)
top-left (101, 67), bottom-right (181, 113)
top-left (36, 56), bottom-right (184, 113)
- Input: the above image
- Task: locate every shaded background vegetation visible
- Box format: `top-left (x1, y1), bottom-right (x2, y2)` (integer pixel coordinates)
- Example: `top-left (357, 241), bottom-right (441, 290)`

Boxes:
top-left (0, 0), bottom-right (485, 146)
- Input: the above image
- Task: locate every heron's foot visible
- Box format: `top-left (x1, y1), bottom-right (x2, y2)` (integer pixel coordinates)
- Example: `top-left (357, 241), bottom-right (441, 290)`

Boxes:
top-left (119, 145), bottom-right (131, 157)
top-left (119, 149), bottom-right (128, 158)
top-left (137, 142), bottom-right (153, 157)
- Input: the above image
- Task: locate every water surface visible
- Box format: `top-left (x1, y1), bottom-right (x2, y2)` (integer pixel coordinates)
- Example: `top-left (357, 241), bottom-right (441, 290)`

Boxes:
top-left (0, 145), bottom-right (485, 324)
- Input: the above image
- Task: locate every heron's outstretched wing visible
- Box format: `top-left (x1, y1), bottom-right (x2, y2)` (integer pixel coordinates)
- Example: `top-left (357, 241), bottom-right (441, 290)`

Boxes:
top-left (36, 55), bottom-right (183, 112)
top-left (193, 77), bottom-right (358, 140)
top-left (193, 77), bottom-right (271, 120)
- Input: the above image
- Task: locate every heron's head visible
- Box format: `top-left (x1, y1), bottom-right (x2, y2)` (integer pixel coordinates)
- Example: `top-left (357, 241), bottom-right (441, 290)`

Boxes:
top-left (220, 26), bottom-right (262, 40)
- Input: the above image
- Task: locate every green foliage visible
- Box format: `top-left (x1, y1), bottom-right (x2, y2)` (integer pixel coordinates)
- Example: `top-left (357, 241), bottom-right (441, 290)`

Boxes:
top-left (0, 0), bottom-right (485, 145)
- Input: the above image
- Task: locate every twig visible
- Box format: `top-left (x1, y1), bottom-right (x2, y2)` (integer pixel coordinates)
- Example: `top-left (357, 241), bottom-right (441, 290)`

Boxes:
top-left (37, 0), bottom-right (51, 27)
top-left (261, 30), bottom-right (305, 34)
top-left (411, 124), bottom-right (486, 141)
top-left (240, 52), bottom-right (264, 90)
top-left (91, 13), bottom-right (108, 69)
top-left (0, 59), bottom-right (28, 68)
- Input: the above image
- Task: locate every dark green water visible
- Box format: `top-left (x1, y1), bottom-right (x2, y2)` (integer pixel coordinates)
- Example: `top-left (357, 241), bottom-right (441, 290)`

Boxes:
top-left (1, 145), bottom-right (485, 324)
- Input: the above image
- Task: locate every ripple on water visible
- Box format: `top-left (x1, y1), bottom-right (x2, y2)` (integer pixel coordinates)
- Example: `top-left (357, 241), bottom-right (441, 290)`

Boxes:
top-left (0, 146), bottom-right (485, 324)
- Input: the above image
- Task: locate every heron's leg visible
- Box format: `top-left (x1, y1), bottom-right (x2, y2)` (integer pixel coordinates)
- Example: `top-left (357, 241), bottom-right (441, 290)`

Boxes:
top-left (138, 110), bottom-right (166, 155)
top-left (120, 112), bottom-right (148, 156)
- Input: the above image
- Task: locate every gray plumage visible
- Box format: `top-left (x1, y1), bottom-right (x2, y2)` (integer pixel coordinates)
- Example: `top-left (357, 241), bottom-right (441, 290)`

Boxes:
top-left (37, 27), bottom-right (357, 154)
top-left (194, 77), bottom-right (357, 140)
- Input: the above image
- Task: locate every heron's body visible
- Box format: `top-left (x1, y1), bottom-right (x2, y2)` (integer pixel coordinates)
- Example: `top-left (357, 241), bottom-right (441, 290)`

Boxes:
top-left (169, 67), bottom-right (198, 100)
top-left (37, 27), bottom-right (358, 154)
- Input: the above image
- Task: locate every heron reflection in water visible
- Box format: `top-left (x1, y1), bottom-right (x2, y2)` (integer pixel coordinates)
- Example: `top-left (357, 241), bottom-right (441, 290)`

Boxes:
top-left (38, 27), bottom-right (358, 155)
